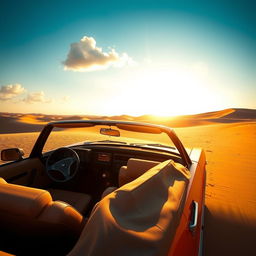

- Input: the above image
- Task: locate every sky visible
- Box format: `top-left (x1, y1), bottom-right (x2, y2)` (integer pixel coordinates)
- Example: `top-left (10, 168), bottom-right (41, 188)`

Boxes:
top-left (0, 0), bottom-right (255, 116)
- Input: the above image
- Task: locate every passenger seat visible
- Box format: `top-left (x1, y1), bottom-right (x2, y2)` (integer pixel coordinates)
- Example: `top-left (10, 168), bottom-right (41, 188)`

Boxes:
top-left (101, 158), bottom-right (160, 198)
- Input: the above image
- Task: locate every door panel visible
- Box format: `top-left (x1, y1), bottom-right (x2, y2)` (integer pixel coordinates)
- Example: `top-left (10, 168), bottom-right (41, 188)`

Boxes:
top-left (0, 158), bottom-right (51, 188)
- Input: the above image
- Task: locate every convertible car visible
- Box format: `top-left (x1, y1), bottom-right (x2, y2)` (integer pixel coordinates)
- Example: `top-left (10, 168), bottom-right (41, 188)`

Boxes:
top-left (0, 120), bottom-right (206, 256)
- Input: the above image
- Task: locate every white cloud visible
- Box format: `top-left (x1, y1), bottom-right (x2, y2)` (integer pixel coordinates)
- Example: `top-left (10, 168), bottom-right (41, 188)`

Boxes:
top-left (63, 36), bottom-right (134, 71)
top-left (0, 84), bottom-right (25, 101)
top-left (0, 84), bottom-right (54, 104)
top-left (23, 91), bottom-right (52, 104)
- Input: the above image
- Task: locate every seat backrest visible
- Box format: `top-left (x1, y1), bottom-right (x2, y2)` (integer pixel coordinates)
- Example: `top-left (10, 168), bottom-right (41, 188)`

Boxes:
top-left (0, 177), bottom-right (52, 218)
top-left (119, 158), bottom-right (160, 187)
top-left (101, 158), bottom-right (161, 199)
top-left (0, 177), bottom-right (83, 255)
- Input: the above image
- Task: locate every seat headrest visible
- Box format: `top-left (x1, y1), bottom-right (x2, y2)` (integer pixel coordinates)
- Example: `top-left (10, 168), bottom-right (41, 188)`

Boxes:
top-left (0, 180), bottom-right (52, 218)
top-left (119, 158), bottom-right (160, 186)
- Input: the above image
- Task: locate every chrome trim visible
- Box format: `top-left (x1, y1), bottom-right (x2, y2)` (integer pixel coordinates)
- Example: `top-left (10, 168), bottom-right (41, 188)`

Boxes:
top-left (189, 200), bottom-right (199, 232)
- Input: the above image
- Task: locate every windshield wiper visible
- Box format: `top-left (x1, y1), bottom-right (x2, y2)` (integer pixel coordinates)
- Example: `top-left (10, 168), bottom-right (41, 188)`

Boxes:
top-left (84, 140), bottom-right (127, 145)
top-left (146, 143), bottom-right (176, 149)
top-left (84, 140), bottom-right (175, 149)
top-left (129, 143), bottom-right (175, 150)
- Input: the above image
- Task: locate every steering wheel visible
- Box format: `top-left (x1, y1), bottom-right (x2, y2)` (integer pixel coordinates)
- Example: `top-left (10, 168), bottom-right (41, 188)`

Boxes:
top-left (46, 147), bottom-right (80, 182)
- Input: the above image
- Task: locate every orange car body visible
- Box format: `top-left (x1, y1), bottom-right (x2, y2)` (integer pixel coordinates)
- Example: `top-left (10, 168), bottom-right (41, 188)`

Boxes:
top-left (168, 149), bottom-right (206, 256)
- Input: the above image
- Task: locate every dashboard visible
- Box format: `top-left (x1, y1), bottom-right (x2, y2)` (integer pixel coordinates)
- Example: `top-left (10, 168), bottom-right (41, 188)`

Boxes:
top-left (44, 144), bottom-right (182, 202)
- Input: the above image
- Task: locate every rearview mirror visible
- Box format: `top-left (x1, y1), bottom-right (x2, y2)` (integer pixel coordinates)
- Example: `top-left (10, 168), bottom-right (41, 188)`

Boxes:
top-left (100, 128), bottom-right (120, 137)
top-left (1, 148), bottom-right (24, 161)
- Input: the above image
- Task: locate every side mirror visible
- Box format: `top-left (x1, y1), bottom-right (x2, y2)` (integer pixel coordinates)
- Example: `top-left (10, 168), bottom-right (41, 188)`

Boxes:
top-left (1, 148), bottom-right (24, 161)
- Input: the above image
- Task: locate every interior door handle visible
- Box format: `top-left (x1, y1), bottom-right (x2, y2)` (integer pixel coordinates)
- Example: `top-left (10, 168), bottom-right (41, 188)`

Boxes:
top-left (189, 200), bottom-right (198, 232)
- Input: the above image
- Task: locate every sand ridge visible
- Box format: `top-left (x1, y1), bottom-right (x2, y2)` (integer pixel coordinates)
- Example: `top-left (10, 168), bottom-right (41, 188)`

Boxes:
top-left (1, 108), bottom-right (255, 134)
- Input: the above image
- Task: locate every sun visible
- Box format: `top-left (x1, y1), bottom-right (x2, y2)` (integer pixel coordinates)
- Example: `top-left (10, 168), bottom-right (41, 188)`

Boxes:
top-left (106, 65), bottom-right (212, 117)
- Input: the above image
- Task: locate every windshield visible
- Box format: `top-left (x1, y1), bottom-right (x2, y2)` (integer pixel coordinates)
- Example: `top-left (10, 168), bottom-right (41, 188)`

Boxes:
top-left (43, 124), bottom-right (175, 153)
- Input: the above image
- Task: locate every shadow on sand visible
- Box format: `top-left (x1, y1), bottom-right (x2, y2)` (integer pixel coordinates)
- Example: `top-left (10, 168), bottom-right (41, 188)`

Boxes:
top-left (0, 117), bottom-right (43, 134)
top-left (203, 206), bottom-right (256, 256)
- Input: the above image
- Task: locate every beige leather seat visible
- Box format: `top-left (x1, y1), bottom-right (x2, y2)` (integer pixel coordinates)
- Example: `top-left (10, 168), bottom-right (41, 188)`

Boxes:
top-left (48, 188), bottom-right (91, 215)
top-left (0, 178), bottom-right (86, 255)
top-left (102, 158), bottom-right (160, 198)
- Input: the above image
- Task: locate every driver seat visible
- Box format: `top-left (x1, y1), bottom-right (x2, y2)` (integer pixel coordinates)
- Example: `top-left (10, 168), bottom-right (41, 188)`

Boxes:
top-left (47, 188), bottom-right (91, 215)
top-left (0, 178), bottom-right (85, 255)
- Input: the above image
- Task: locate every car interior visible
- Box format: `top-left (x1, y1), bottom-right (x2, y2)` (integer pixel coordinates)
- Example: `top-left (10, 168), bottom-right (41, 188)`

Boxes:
top-left (0, 143), bottom-right (185, 255)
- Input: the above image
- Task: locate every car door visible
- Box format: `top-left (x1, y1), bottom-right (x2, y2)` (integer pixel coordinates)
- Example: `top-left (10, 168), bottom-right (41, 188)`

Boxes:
top-left (168, 149), bottom-right (206, 256)
top-left (0, 157), bottom-right (51, 188)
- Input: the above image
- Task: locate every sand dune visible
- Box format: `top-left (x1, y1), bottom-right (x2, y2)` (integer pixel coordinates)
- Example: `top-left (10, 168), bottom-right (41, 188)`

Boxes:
top-left (185, 108), bottom-right (235, 119)
top-left (0, 108), bottom-right (256, 255)
top-left (122, 108), bottom-right (256, 129)
top-left (1, 108), bottom-right (255, 134)
top-left (136, 108), bottom-right (256, 127)
top-left (176, 122), bottom-right (256, 255)
top-left (0, 113), bottom-right (86, 134)
top-left (18, 115), bottom-right (48, 125)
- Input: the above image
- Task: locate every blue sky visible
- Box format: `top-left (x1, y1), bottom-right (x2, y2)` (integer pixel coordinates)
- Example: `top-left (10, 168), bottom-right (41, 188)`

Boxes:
top-left (0, 0), bottom-right (255, 116)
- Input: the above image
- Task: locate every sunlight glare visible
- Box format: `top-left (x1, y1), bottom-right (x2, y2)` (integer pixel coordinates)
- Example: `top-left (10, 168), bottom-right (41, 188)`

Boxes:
top-left (107, 65), bottom-right (212, 117)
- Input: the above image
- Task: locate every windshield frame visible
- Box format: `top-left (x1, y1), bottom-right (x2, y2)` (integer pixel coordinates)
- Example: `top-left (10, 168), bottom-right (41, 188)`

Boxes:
top-left (30, 120), bottom-right (192, 167)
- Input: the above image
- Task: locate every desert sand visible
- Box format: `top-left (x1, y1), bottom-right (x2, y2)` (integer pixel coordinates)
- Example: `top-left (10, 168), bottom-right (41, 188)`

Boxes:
top-left (0, 108), bottom-right (256, 255)
top-left (176, 122), bottom-right (256, 255)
